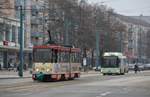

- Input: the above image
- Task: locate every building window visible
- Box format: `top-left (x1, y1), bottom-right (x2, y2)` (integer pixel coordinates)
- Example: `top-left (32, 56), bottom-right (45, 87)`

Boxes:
top-left (12, 26), bottom-right (16, 42)
top-left (18, 27), bottom-right (20, 42)
top-left (5, 24), bottom-right (10, 41)
top-left (0, 23), bottom-right (4, 41)
top-left (0, 32), bottom-right (3, 41)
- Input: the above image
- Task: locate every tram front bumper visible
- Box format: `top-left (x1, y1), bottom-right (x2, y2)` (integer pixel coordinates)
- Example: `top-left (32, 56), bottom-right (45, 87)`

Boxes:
top-left (32, 72), bottom-right (44, 81)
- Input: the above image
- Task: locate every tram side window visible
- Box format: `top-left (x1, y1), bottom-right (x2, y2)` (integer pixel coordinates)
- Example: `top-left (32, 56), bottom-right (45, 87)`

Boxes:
top-left (77, 53), bottom-right (81, 63)
top-left (71, 53), bottom-right (75, 63)
top-left (71, 53), bottom-right (76, 63)
top-left (51, 49), bottom-right (58, 63)
top-left (57, 51), bottom-right (61, 63)
top-left (59, 52), bottom-right (63, 62)
top-left (64, 52), bottom-right (70, 62)
top-left (71, 52), bottom-right (80, 63)
top-left (74, 53), bottom-right (78, 63)
top-left (59, 52), bottom-right (69, 63)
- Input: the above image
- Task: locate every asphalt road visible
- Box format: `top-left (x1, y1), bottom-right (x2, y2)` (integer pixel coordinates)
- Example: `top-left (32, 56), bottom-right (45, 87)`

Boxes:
top-left (0, 71), bottom-right (150, 97)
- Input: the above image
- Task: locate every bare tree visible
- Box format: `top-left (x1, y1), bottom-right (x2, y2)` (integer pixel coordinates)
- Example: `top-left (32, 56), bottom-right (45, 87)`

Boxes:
top-left (47, 0), bottom-right (127, 52)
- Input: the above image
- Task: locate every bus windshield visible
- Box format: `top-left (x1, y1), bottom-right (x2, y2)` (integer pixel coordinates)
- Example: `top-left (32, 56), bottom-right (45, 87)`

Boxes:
top-left (33, 48), bottom-right (52, 62)
top-left (102, 56), bottom-right (120, 68)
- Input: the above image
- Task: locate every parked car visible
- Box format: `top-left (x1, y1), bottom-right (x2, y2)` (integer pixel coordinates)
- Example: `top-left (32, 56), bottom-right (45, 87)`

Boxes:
top-left (144, 63), bottom-right (150, 70)
top-left (129, 63), bottom-right (144, 71)
top-left (136, 63), bottom-right (144, 71)
top-left (93, 66), bottom-right (101, 71)
top-left (128, 64), bottom-right (135, 70)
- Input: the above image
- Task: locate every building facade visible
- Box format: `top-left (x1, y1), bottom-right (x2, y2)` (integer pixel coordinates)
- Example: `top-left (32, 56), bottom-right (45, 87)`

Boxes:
top-left (30, 0), bottom-right (78, 46)
top-left (116, 15), bottom-right (150, 63)
top-left (31, 0), bottom-right (49, 45)
top-left (0, 0), bottom-right (32, 69)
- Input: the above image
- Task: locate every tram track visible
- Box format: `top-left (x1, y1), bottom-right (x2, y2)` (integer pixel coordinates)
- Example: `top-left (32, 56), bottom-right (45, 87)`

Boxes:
top-left (1, 71), bottom-right (149, 93)
top-left (0, 79), bottom-right (84, 93)
top-left (0, 75), bottom-right (101, 93)
top-left (0, 75), bottom-right (125, 92)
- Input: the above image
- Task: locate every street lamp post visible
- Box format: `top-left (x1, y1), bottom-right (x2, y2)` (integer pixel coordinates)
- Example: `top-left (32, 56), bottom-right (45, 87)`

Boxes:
top-left (64, 17), bottom-right (69, 45)
top-left (96, 29), bottom-right (100, 70)
top-left (18, 5), bottom-right (24, 77)
top-left (120, 32), bottom-right (123, 53)
top-left (138, 14), bottom-right (143, 63)
top-left (95, 8), bottom-right (100, 70)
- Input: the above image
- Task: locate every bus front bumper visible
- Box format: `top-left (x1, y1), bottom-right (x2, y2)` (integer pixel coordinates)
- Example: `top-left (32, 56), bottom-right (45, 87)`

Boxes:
top-left (101, 68), bottom-right (120, 74)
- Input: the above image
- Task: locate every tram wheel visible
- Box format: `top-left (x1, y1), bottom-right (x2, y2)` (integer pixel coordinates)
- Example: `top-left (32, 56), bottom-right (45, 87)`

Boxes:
top-left (60, 74), bottom-right (66, 81)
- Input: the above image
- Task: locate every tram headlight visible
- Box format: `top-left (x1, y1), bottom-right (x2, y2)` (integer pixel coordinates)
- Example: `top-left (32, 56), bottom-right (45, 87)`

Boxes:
top-left (46, 69), bottom-right (50, 72)
top-left (36, 68), bottom-right (39, 72)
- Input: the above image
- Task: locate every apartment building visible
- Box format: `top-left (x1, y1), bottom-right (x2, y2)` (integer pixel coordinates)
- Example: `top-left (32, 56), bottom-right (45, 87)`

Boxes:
top-left (116, 15), bottom-right (150, 63)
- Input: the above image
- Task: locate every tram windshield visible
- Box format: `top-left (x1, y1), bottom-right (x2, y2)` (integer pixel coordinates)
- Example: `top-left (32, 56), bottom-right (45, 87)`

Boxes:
top-left (33, 48), bottom-right (52, 62)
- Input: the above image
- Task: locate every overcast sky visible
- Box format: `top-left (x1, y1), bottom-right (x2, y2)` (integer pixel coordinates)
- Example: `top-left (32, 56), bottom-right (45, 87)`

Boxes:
top-left (88, 0), bottom-right (150, 16)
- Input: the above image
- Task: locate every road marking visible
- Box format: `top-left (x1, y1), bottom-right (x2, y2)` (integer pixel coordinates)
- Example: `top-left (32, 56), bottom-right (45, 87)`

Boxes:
top-left (96, 91), bottom-right (111, 97)
top-left (97, 91), bottom-right (111, 97)
top-left (2, 80), bottom-right (83, 92)
top-left (81, 74), bottom-right (100, 77)
top-left (100, 91), bottom-right (111, 96)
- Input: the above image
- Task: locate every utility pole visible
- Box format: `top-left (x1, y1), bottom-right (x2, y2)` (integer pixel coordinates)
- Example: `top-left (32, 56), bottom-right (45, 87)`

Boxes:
top-left (42, 5), bottom-right (45, 43)
top-left (64, 17), bottom-right (69, 45)
top-left (96, 29), bottom-right (100, 70)
top-left (18, 5), bottom-right (24, 77)
top-left (95, 8), bottom-right (100, 70)
top-left (138, 14), bottom-right (143, 63)
top-left (120, 32), bottom-right (123, 52)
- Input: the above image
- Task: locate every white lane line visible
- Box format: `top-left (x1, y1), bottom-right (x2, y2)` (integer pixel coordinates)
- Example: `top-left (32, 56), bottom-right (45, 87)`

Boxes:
top-left (101, 91), bottom-right (111, 96)
top-left (81, 74), bottom-right (100, 77)
top-left (96, 91), bottom-right (111, 97)
top-left (100, 91), bottom-right (111, 97)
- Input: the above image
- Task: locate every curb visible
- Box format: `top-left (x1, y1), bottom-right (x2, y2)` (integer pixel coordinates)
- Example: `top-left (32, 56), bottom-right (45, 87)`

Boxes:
top-left (0, 76), bottom-right (32, 80)
top-left (0, 71), bottom-right (100, 80)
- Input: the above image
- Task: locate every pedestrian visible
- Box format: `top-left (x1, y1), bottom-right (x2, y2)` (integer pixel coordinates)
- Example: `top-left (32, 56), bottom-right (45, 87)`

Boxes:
top-left (23, 63), bottom-right (28, 71)
top-left (10, 63), bottom-right (14, 70)
top-left (0, 63), bottom-right (1, 70)
top-left (17, 65), bottom-right (19, 72)
top-left (8, 62), bottom-right (11, 71)
top-left (134, 64), bottom-right (139, 74)
top-left (14, 63), bottom-right (17, 72)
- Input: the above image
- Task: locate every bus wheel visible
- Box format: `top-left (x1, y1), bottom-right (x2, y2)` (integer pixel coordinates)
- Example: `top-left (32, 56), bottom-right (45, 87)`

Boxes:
top-left (127, 70), bottom-right (129, 73)
top-left (120, 72), bottom-right (125, 75)
top-left (103, 73), bottom-right (106, 75)
top-left (125, 69), bottom-right (129, 73)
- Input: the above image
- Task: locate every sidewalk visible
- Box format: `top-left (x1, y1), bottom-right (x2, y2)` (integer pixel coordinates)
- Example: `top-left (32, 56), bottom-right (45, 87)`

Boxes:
top-left (0, 70), bottom-right (100, 79)
top-left (0, 70), bottom-right (32, 79)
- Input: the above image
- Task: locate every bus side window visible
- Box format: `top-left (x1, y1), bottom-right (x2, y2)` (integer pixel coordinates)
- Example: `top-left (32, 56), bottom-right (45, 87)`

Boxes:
top-left (124, 59), bottom-right (127, 65)
top-left (117, 58), bottom-right (120, 65)
top-left (101, 57), bottom-right (104, 64)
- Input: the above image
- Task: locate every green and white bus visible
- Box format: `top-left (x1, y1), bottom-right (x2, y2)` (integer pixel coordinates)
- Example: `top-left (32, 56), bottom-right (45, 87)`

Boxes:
top-left (101, 52), bottom-right (128, 75)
